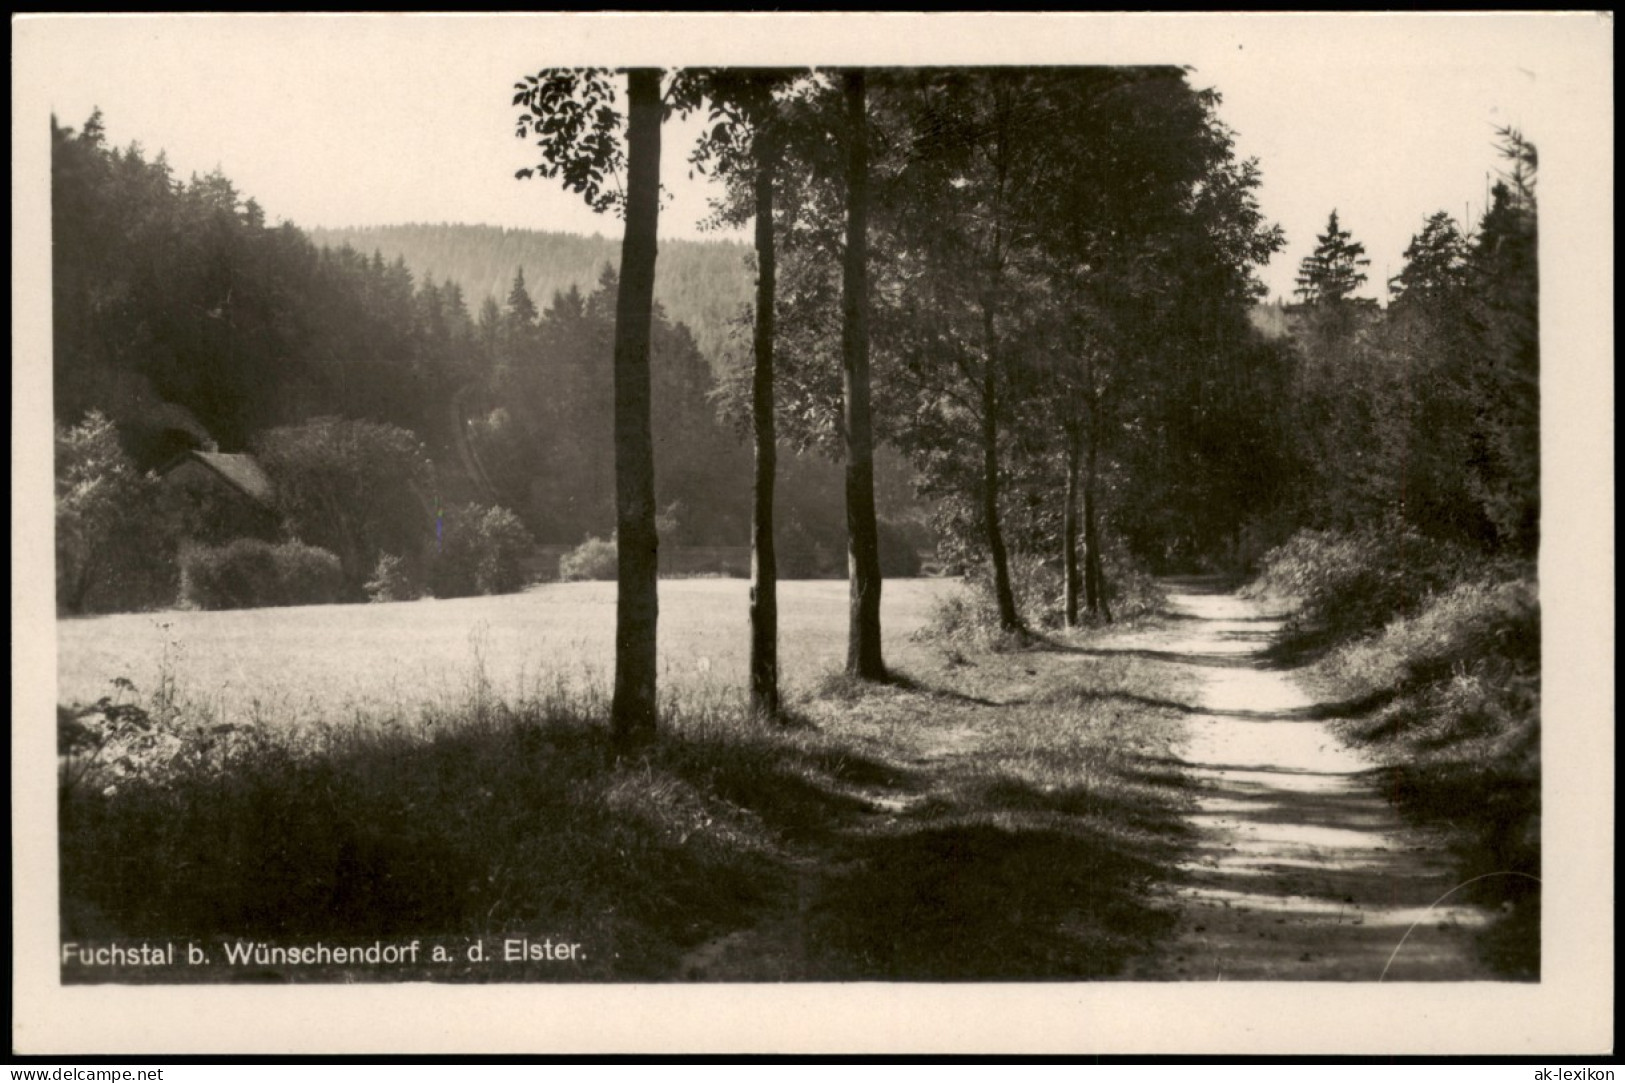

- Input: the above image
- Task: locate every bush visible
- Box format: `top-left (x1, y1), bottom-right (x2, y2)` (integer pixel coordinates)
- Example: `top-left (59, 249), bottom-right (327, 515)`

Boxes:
top-left (1248, 518), bottom-right (1471, 648)
top-left (876, 518), bottom-right (930, 578)
top-left (1322, 576), bottom-right (1540, 697)
top-left (364, 552), bottom-right (417, 603)
top-left (253, 417), bottom-right (434, 592)
top-left (1099, 549), bottom-right (1167, 623)
top-left (56, 411), bottom-right (180, 614)
top-left (179, 539), bottom-right (344, 610)
top-left (430, 504), bottom-right (536, 598)
top-left (274, 540), bottom-right (348, 606)
top-left (559, 535), bottom-right (618, 582)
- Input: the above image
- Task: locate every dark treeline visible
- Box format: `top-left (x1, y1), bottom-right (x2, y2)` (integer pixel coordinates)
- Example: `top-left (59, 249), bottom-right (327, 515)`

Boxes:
top-left (464, 263), bottom-right (924, 559)
top-left (1281, 148), bottom-right (1539, 562)
top-left (305, 223), bottom-right (753, 376)
top-left (50, 109), bottom-right (928, 614)
top-left (53, 110), bottom-right (481, 468)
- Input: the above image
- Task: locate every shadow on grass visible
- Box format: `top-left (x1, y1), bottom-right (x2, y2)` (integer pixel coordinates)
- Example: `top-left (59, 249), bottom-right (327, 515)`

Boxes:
top-left (1046, 686), bottom-right (1392, 723)
top-left (60, 716), bottom-right (793, 980)
top-left (812, 819), bottom-right (1178, 980)
top-left (880, 669), bottom-right (1006, 707)
top-left (973, 776), bottom-right (1196, 835)
top-left (60, 637), bottom-right (1199, 983)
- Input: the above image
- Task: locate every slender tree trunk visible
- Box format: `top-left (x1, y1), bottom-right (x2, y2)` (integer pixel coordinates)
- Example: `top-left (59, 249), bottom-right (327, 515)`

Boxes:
top-left (1062, 417), bottom-right (1083, 628)
top-left (1082, 403), bottom-right (1113, 624)
top-left (610, 68), bottom-right (662, 746)
top-left (981, 300), bottom-right (1020, 632)
top-left (748, 127), bottom-right (780, 719)
top-left (841, 70), bottom-right (885, 680)
top-left (980, 84), bottom-right (1020, 634)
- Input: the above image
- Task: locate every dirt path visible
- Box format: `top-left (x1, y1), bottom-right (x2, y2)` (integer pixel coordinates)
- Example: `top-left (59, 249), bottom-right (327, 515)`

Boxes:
top-left (1106, 580), bottom-right (1497, 980)
top-left (677, 579), bottom-right (1498, 982)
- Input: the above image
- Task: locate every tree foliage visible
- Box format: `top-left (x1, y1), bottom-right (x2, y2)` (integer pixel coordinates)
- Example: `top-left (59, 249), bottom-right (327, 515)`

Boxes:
top-left (252, 417), bottom-right (434, 595)
top-left (1283, 130), bottom-right (1539, 561)
top-left (55, 411), bottom-right (178, 614)
top-left (1294, 209), bottom-right (1371, 306)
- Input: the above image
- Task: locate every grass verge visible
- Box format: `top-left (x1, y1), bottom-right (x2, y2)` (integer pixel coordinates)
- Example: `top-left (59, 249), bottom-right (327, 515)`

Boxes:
top-left (1293, 573), bottom-right (1541, 978)
top-left (59, 625), bottom-right (1193, 983)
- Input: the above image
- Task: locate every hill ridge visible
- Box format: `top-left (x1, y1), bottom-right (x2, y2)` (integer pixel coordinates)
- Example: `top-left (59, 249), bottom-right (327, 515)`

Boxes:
top-left (307, 222), bottom-right (754, 372)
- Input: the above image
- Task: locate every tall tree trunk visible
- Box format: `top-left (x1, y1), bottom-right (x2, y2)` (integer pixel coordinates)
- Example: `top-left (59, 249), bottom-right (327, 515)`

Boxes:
top-left (1062, 416), bottom-right (1083, 628)
top-left (980, 83), bottom-right (1020, 634)
top-left (981, 300), bottom-right (1020, 632)
top-left (610, 68), bottom-right (662, 747)
top-left (748, 127), bottom-right (780, 719)
top-left (1082, 402), bottom-right (1113, 624)
top-left (841, 70), bottom-right (885, 680)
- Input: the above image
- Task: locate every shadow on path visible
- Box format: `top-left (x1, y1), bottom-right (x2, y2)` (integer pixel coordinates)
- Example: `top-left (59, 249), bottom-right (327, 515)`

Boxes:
top-left (1108, 585), bottom-right (1500, 982)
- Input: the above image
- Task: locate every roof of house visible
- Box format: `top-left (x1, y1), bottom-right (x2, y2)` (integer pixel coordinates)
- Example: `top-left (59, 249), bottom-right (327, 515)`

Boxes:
top-left (165, 451), bottom-right (276, 508)
top-left (146, 401), bottom-right (216, 449)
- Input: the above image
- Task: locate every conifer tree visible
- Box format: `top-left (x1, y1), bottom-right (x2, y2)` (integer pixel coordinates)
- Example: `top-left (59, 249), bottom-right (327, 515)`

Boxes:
top-left (1294, 210), bottom-right (1370, 305)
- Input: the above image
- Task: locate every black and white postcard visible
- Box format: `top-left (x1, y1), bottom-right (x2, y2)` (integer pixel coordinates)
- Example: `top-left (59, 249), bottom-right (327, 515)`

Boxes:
top-left (11, 12), bottom-right (1613, 1056)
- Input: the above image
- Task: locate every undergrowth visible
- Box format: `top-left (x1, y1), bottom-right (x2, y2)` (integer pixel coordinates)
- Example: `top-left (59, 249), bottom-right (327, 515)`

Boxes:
top-left (57, 630), bottom-right (1191, 982)
top-left (1246, 519), bottom-right (1478, 656)
top-left (1253, 529), bottom-right (1541, 979)
top-left (58, 678), bottom-right (796, 980)
top-left (918, 551), bottom-right (1166, 651)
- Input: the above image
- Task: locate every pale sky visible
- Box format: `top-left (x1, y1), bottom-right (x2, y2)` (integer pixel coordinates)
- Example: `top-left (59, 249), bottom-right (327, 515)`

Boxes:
top-left (12, 12), bottom-right (1611, 301)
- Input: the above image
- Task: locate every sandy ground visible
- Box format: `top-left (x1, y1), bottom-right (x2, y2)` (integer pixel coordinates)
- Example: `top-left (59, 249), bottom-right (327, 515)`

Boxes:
top-left (1108, 582), bottom-right (1497, 981)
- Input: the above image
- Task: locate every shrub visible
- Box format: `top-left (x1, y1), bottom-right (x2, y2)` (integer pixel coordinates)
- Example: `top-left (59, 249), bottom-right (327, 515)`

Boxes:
top-left (57, 676), bottom-right (788, 977)
top-left (274, 541), bottom-right (347, 605)
top-left (918, 541), bottom-right (1168, 648)
top-left (55, 412), bottom-right (180, 614)
top-left (1248, 517), bottom-right (1470, 648)
top-left (179, 539), bottom-right (345, 610)
top-left (430, 504), bottom-right (536, 598)
top-left (364, 552), bottom-right (417, 603)
top-left (559, 534), bottom-right (618, 582)
top-left (1099, 549), bottom-right (1167, 623)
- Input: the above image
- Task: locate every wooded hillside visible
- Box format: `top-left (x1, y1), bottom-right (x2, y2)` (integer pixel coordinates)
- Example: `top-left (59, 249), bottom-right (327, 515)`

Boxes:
top-left (306, 223), bottom-right (754, 374)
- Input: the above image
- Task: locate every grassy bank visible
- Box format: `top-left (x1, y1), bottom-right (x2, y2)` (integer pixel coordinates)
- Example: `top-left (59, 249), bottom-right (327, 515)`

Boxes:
top-left (58, 586), bottom-right (1196, 983)
top-left (1250, 533), bottom-right (1541, 978)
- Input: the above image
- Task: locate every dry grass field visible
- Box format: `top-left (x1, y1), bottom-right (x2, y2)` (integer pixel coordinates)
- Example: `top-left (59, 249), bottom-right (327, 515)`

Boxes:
top-left (57, 578), bottom-right (960, 719)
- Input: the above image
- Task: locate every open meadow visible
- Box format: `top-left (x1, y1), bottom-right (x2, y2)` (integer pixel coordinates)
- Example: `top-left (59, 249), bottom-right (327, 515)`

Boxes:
top-left (57, 578), bottom-right (960, 722)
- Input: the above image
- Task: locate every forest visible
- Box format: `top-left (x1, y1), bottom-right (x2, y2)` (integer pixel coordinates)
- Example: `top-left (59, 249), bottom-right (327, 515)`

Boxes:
top-left (51, 109), bottom-right (927, 614)
top-left (53, 65), bottom-right (1541, 981)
